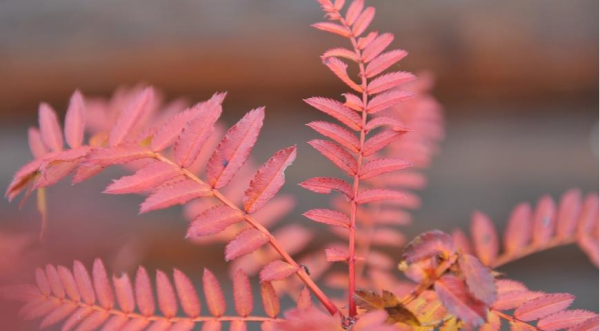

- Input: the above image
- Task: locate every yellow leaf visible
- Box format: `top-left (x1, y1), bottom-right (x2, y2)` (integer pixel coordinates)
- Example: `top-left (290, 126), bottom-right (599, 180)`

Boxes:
top-left (355, 290), bottom-right (420, 326)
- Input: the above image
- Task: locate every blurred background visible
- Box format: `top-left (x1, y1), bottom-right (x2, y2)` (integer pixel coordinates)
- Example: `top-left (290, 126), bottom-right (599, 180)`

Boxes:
top-left (0, 0), bottom-right (598, 329)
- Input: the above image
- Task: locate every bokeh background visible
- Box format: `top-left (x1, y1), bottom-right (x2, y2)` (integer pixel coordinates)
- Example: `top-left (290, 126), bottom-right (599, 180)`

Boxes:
top-left (0, 1), bottom-right (598, 329)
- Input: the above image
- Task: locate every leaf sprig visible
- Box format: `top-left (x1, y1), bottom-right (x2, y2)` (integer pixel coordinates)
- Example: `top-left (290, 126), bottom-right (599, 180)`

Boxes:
top-left (5, 87), bottom-right (338, 315)
top-left (307, 0), bottom-right (425, 317)
top-left (1, 259), bottom-right (283, 331)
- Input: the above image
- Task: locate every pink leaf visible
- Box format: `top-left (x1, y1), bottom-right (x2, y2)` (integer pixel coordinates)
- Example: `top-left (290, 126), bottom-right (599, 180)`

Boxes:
top-left (362, 33), bottom-right (393, 63)
top-left (233, 269), bottom-right (253, 317)
top-left (322, 48), bottom-right (359, 62)
top-left (135, 266), bottom-right (156, 316)
top-left (109, 87), bottom-right (154, 146)
top-left (365, 50), bottom-right (408, 78)
top-left (28, 127), bottom-right (48, 158)
top-left (21, 298), bottom-right (60, 321)
top-left (569, 315), bottom-right (599, 331)
top-left (307, 121), bottom-right (359, 152)
top-left (353, 310), bottom-right (395, 330)
top-left (402, 230), bottom-right (455, 263)
top-left (5, 159), bottom-right (42, 201)
top-left (75, 310), bottom-right (110, 330)
top-left (92, 259), bottom-right (114, 309)
top-left (147, 319), bottom-right (171, 331)
top-left (150, 107), bottom-right (196, 152)
top-left (72, 164), bottom-right (104, 184)
top-left (312, 22), bottom-right (351, 37)
top-left (538, 310), bottom-right (598, 331)
top-left (57, 266), bottom-right (80, 302)
top-left (367, 90), bottom-right (414, 114)
top-left (556, 189), bottom-right (583, 239)
top-left (303, 209), bottom-right (350, 228)
top-left (367, 71), bottom-right (416, 95)
top-left (532, 195), bottom-right (557, 245)
top-left (39, 302), bottom-right (77, 329)
top-left (496, 279), bottom-right (528, 294)
top-left (104, 161), bottom-right (180, 194)
top-left (187, 205), bottom-right (245, 237)
top-left (345, 0), bottom-right (364, 25)
top-left (356, 189), bottom-right (405, 204)
top-left (203, 269), bottom-right (226, 317)
top-left (359, 158), bottom-right (411, 179)
top-left (362, 130), bottom-right (404, 157)
top-left (459, 254), bottom-right (497, 305)
top-left (325, 247), bottom-right (349, 262)
top-left (38, 103), bottom-right (63, 152)
top-left (102, 315), bottom-right (129, 330)
top-left (225, 229), bottom-right (270, 261)
top-left (174, 93), bottom-right (224, 168)
top-left (304, 97), bottom-right (362, 131)
top-left (35, 268), bottom-right (51, 296)
top-left (503, 203), bottom-right (533, 256)
top-left (471, 211), bottom-right (499, 266)
top-left (493, 291), bottom-right (544, 311)
top-left (112, 273), bottom-right (135, 313)
top-left (201, 320), bottom-right (222, 331)
top-left (86, 145), bottom-right (152, 166)
top-left (261, 282), bottom-right (280, 318)
top-left (323, 57), bottom-right (363, 92)
top-left (73, 260), bottom-right (95, 305)
top-left (297, 288), bottom-right (312, 310)
top-left (357, 31), bottom-right (378, 49)
top-left (156, 270), bottom-right (178, 318)
top-left (514, 293), bottom-right (575, 321)
top-left (343, 93), bottom-right (364, 112)
top-left (45, 265), bottom-right (65, 299)
top-left (120, 317), bottom-right (150, 331)
top-left (62, 307), bottom-right (93, 330)
top-left (260, 260), bottom-right (298, 282)
top-left (64, 90), bottom-right (86, 148)
top-left (173, 269), bottom-right (201, 317)
top-left (299, 177), bottom-right (353, 199)
top-left (141, 179), bottom-right (211, 213)
top-left (577, 193), bottom-right (599, 237)
top-left (33, 161), bottom-right (79, 189)
top-left (206, 107), bottom-right (265, 189)
top-left (351, 7), bottom-right (375, 37)
top-left (309, 140), bottom-right (357, 176)
top-left (434, 275), bottom-right (487, 327)
top-left (365, 116), bottom-right (409, 133)
top-left (171, 320), bottom-right (195, 331)
top-left (452, 229), bottom-right (473, 255)
top-left (243, 146), bottom-right (297, 213)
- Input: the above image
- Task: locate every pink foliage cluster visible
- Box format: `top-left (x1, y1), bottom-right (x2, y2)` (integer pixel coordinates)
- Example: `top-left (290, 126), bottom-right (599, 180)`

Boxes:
top-left (1, 0), bottom-right (598, 330)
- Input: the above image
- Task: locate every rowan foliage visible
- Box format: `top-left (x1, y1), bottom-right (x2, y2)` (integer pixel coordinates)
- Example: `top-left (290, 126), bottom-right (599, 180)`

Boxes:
top-left (2, 0), bottom-right (598, 330)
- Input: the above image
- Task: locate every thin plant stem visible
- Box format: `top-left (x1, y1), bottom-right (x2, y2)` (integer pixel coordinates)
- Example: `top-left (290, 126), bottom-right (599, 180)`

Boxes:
top-left (326, 13), bottom-right (371, 317)
top-left (40, 294), bottom-right (283, 324)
